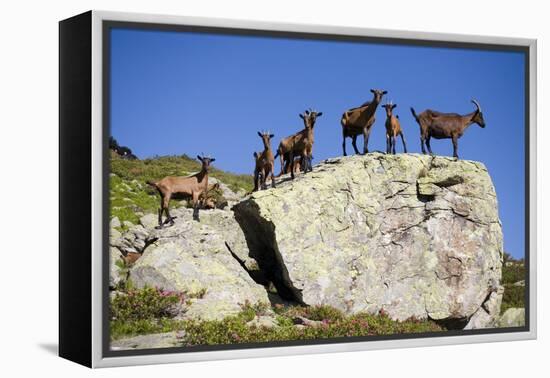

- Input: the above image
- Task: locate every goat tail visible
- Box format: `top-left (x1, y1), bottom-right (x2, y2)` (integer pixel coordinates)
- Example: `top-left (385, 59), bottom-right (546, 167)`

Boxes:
top-left (274, 150), bottom-right (279, 159)
top-left (410, 107), bottom-right (420, 124)
top-left (146, 180), bottom-right (158, 188)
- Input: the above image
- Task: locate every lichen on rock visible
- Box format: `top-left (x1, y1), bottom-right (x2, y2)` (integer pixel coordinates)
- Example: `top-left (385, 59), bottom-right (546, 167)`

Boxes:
top-left (233, 153), bottom-right (503, 328)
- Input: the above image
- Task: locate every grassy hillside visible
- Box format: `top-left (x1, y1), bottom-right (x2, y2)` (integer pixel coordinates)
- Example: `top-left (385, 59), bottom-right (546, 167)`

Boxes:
top-left (500, 254), bottom-right (526, 314)
top-left (110, 154), bottom-right (253, 224)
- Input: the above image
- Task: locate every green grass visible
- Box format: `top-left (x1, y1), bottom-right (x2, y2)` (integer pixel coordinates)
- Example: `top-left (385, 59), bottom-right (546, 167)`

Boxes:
top-left (109, 288), bottom-right (444, 344)
top-left (181, 304), bottom-right (444, 346)
top-left (110, 287), bottom-right (185, 340)
top-left (109, 155), bottom-right (253, 224)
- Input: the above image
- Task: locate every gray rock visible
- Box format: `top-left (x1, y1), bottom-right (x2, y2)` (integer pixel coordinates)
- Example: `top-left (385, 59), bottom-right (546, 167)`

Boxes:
top-left (110, 216), bottom-right (121, 229)
top-left (513, 280), bottom-right (525, 287)
top-left (109, 247), bottom-right (125, 288)
top-left (111, 331), bottom-right (185, 350)
top-left (464, 286), bottom-right (504, 329)
top-left (498, 308), bottom-right (525, 327)
top-left (139, 213), bottom-right (158, 230)
top-left (247, 315), bottom-right (279, 328)
top-left (129, 207), bottom-right (269, 320)
top-left (233, 153), bottom-right (503, 328)
top-left (122, 220), bottom-right (134, 228)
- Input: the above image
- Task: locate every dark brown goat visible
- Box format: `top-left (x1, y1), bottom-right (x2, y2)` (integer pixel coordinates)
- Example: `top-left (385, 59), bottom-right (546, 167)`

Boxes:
top-left (274, 109), bottom-right (323, 179)
top-left (382, 101), bottom-right (407, 154)
top-left (146, 155), bottom-right (215, 226)
top-left (253, 131), bottom-right (276, 191)
top-left (410, 100), bottom-right (485, 159)
top-left (341, 89), bottom-right (387, 155)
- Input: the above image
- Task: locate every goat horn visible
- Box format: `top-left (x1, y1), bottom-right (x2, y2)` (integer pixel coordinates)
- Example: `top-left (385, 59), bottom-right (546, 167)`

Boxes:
top-left (471, 99), bottom-right (482, 112)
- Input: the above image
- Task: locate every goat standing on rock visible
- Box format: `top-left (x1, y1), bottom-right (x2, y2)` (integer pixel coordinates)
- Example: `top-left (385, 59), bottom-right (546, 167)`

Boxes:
top-left (341, 89), bottom-right (387, 156)
top-left (274, 109), bottom-right (323, 179)
top-left (253, 131), bottom-right (276, 191)
top-left (146, 155), bottom-right (215, 226)
top-left (382, 101), bottom-right (407, 154)
top-left (410, 99), bottom-right (485, 159)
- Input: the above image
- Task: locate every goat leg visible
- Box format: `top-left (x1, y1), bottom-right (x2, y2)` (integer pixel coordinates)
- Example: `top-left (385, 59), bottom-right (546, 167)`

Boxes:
top-left (420, 136), bottom-right (426, 154)
top-left (253, 170), bottom-right (259, 192)
top-left (192, 192), bottom-right (200, 221)
top-left (400, 132), bottom-right (407, 153)
top-left (426, 136), bottom-right (433, 155)
top-left (352, 135), bottom-right (360, 155)
top-left (271, 166), bottom-right (276, 188)
top-left (289, 151), bottom-right (295, 179)
top-left (386, 135), bottom-right (391, 154)
top-left (164, 207), bottom-right (176, 226)
top-left (342, 137), bottom-right (347, 156)
top-left (261, 169), bottom-right (267, 190)
top-left (363, 128), bottom-right (371, 154)
top-left (452, 136), bottom-right (459, 159)
top-left (392, 136), bottom-right (397, 155)
top-left (155, 208), bottom-right (164, 229)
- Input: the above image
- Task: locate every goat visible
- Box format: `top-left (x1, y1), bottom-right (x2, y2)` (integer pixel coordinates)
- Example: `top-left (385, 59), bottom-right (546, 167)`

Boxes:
top-left (382, 101), bottom-right (407, 154)
top-left (341, 89), bottom-right (387, 156)
top-left (276, 155), bottom-right (303, 177)
top-left (146, 155), bottom-right (215, 226)
top-left (200, 183), bottom-right (223, 209)
top-left (253, 131), bottom-right (276, 191)
top-left (274, 109), bottom-right (323, 179)
top-left (410, 100), bottom-right (485, 159)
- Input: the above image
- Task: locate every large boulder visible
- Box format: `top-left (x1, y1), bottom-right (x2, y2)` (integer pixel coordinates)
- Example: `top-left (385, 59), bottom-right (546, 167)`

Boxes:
top-left (128, 207), bottom-right (269, 320)
top-left (233, 153), bottom-right (503, 328)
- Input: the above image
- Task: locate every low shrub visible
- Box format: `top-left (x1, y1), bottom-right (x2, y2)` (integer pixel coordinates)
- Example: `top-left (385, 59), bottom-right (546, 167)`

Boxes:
top-left (182, 304), bottom-right (443, 346)
top-left (110, 287), bottom-right (183, 321)
top-left (501, 285), bottom-right (525, 314)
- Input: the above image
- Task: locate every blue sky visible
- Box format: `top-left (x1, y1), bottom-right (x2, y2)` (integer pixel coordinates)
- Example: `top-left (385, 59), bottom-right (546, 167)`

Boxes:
top-left (110, 28), bottom-right (526, 258)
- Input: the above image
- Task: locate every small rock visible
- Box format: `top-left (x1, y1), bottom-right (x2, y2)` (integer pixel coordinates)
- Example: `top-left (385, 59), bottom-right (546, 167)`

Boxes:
top-left (110, 217), bottom-right (121, 228)
top-left (498, 308), bottom-right (525, 327)
top-left (247, 315), bottom-right (279, 329)
top-left (292, 316), bottom-right (323, 327)
top-left (140, 213), bottom-right (158, 229)
top-left (109, 247), bottom-right (125, 288)
top-left (110, 331), bottom-right (184, 350)
top-left (513, 280), bottom-right (525, 287)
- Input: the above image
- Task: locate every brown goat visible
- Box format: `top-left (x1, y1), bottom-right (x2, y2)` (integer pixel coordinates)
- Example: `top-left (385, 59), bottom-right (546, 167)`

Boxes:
top-left (253, 131), bottom-right (276, 191)
top-left (410, 100), bottom-right (485, 159)
top-left (146, 155), bottom-right (215, 226)
top-left (382, 101), bottom-right (407, 154)
top-left (341, 89), bottom-right (387, 155)
top-left (276, 156), bottom-right (303, 177)
top-left (274, 109), bottom-right (322, 179)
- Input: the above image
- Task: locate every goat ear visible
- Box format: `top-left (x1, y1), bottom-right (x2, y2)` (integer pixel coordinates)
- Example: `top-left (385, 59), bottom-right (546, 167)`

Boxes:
top-left (370, 89), bottom-right (375, 94)
top-left (197, 155), bottom-right (203, 162)
top-left (317, 112), bottom-right (323, 117)
top-left (299, 113), bottom-right (305, 119)
top-left (382, 90), bottom-right (388, 95)
top-left (210, 158), bottom-right (216, 163)
top-left (257, 131), bottom-right (262, 137)
top-left (269, 134), bottom-right (275, 138)
top-left (392, 104), bottom-right (397, 109)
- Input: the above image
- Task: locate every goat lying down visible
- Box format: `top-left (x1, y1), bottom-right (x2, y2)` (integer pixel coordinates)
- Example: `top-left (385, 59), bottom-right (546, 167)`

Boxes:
top-left (146, 155), bottom-right (215, 227)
